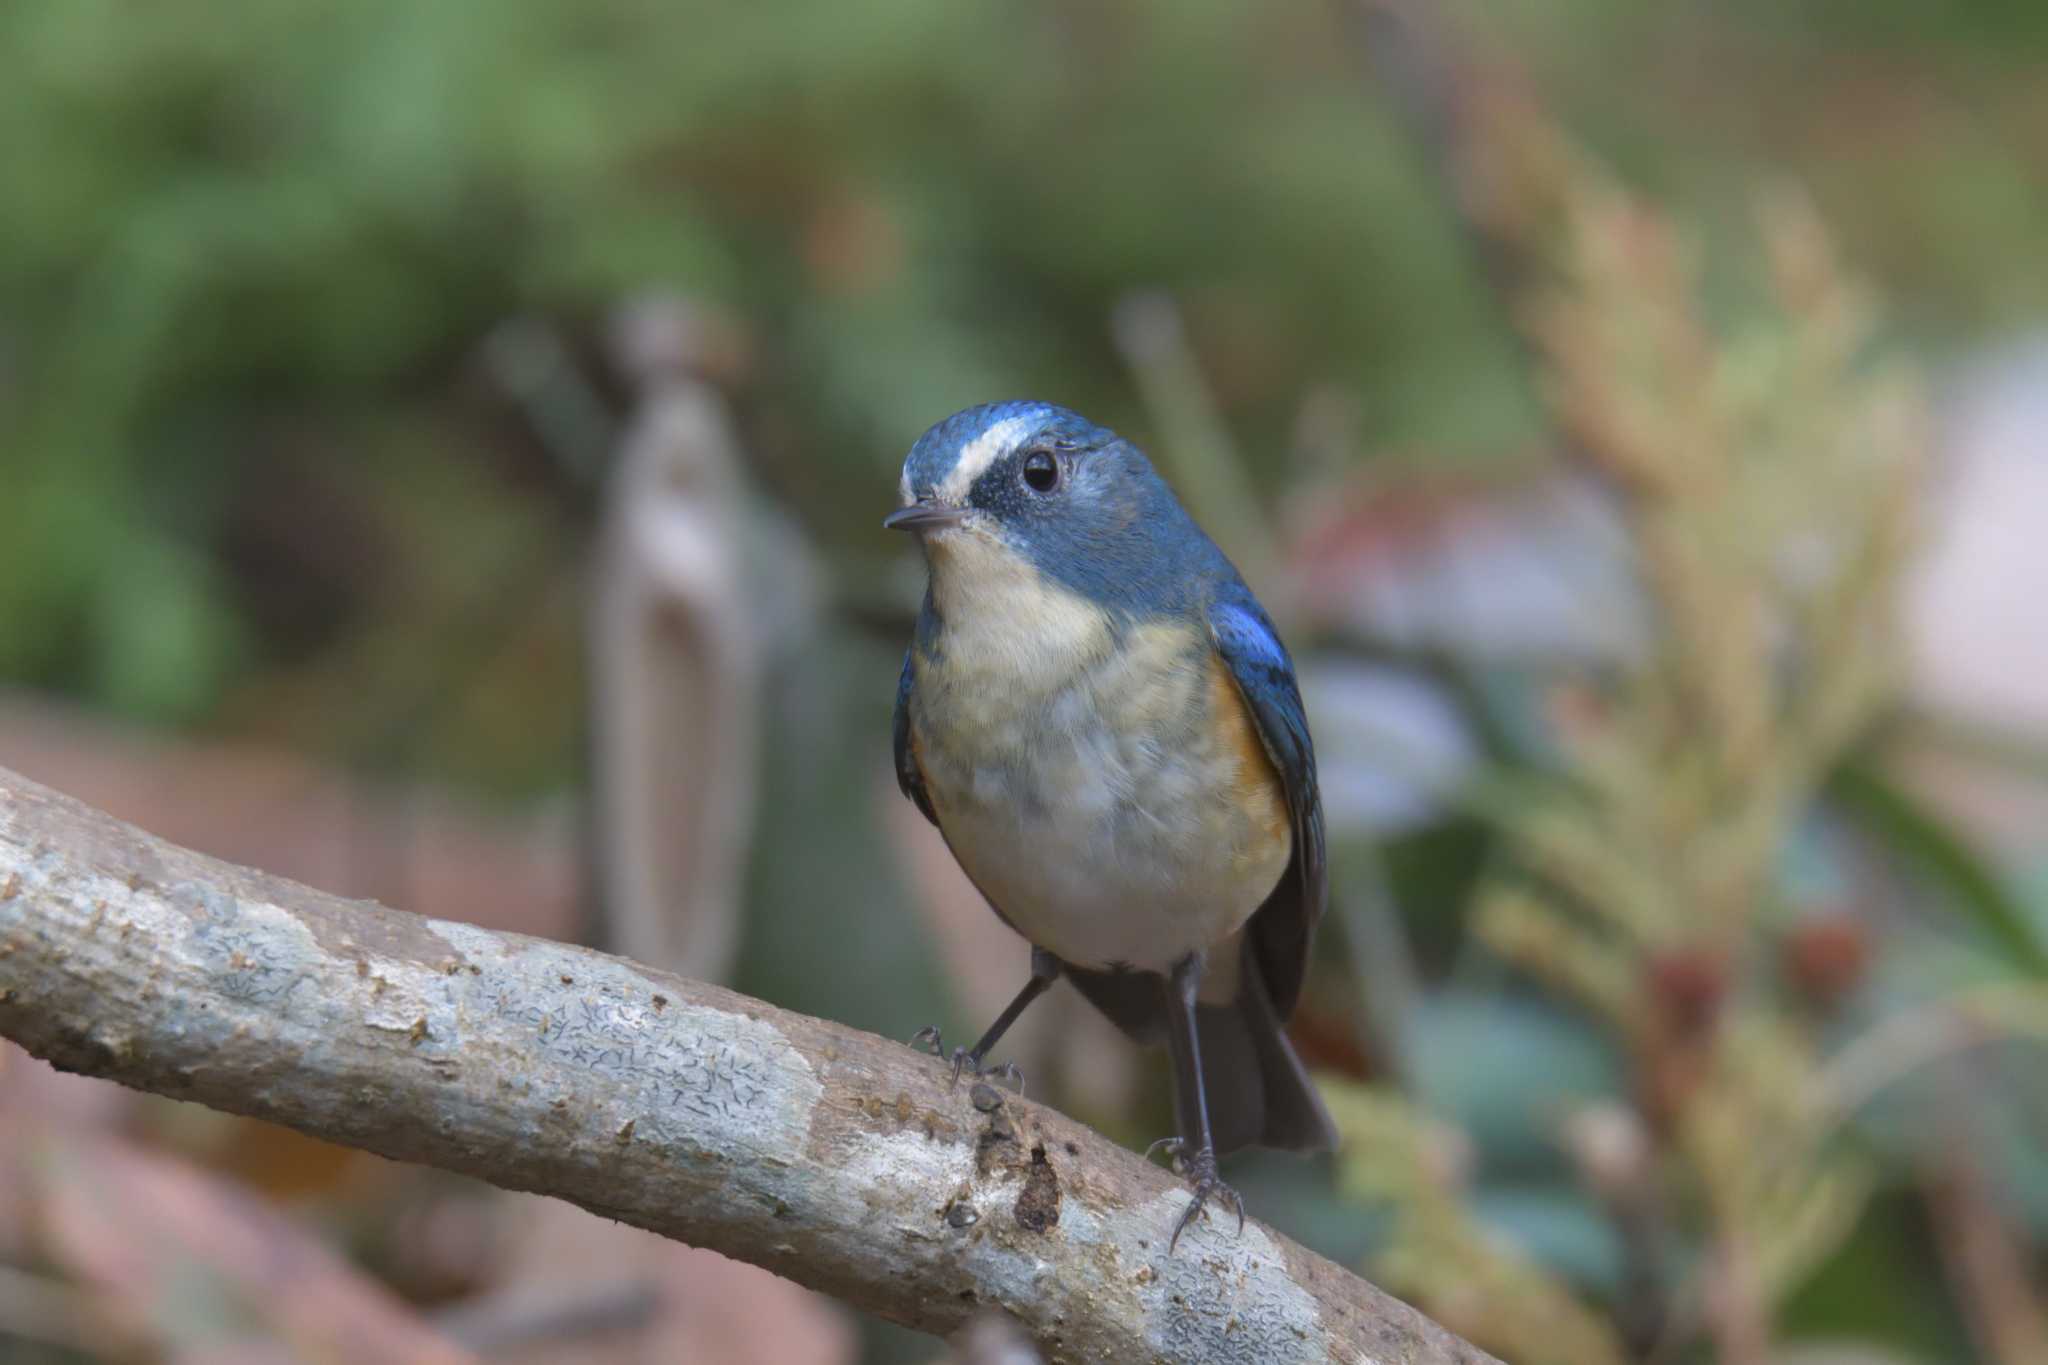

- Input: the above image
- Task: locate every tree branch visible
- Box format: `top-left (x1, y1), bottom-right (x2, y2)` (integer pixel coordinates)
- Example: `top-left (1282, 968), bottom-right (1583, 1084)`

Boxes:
top-left (0, 765), bottom-right (1496, 1364)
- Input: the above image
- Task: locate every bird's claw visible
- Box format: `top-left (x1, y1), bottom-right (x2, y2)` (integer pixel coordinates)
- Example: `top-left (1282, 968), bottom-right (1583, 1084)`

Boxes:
top-left (1167, 1145), bottom-right (1244, 1253)
top-left (1144, 1135), bottom-right (1185, 1169)
top-left (948, 1046), bottom-right (1026, 1097)
top-left (909, 1029), bottom-right (1025, 1096)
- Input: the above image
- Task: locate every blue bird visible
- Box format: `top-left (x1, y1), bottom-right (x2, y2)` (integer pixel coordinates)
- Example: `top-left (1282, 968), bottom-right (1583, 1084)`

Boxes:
top-left (886, 400), bottom-right (1337, 1247)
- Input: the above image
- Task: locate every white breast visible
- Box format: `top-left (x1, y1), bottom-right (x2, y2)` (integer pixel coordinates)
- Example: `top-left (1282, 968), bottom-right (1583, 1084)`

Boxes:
top-left (909, 532), bottom-right (1290, 975)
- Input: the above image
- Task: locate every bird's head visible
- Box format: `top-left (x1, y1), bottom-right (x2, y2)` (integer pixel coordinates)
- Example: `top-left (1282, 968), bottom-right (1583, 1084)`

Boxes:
top-left (887, 401), bottom-right (1202, 610)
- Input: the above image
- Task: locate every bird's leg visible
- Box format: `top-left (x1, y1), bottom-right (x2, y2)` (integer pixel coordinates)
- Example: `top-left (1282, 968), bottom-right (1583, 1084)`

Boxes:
top-left (911, 947), bottom-right (1059, 1094)
top-left (1161, 950), bottom-right (1244, 1252)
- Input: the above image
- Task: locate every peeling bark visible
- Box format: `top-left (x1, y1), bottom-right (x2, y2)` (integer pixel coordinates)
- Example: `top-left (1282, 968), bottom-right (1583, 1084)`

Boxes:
top-left (0, 766), bottom-right (1496, 1365)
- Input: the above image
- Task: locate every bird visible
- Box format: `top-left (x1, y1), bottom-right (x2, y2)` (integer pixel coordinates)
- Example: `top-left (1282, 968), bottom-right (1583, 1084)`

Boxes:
top-left (885, 400), bottom-right (1337, 1248)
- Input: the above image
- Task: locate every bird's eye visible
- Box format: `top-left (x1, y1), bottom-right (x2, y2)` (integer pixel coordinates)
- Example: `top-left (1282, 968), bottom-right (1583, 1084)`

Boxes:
top-left (1021, 450), bottom-right (1060, 493)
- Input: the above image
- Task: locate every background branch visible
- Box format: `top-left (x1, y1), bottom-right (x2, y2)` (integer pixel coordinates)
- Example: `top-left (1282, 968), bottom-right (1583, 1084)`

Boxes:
top-left (0, 766), bottom-right (1496, 1365)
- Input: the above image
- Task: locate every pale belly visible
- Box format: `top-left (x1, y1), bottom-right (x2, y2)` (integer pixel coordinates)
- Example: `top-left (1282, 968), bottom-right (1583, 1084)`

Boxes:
top-left (931, 792), bottom-right (1288, 976)
top-left (910, 611), bottom-right (1292, 978)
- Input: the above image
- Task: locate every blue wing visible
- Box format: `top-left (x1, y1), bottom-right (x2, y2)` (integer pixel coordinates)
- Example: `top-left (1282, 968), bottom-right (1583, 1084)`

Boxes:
top-left (1208, 587), bottom-right (1327, 1020)
top-left (893, 649), bottom-right (938, 826)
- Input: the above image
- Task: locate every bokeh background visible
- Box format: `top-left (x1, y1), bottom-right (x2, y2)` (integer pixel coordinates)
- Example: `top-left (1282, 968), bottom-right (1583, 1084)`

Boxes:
top-left (4, 2), bottom-right (2047, 1362)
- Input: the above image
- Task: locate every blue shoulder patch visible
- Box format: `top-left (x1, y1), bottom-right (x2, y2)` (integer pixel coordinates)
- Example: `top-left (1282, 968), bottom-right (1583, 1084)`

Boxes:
top-left (1210, 597), bottom-right (1292, 677)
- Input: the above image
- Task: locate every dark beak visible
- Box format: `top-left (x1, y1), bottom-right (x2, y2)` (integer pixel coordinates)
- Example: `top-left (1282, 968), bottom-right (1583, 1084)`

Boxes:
top-left (883, 502), bottom-right (968, 534)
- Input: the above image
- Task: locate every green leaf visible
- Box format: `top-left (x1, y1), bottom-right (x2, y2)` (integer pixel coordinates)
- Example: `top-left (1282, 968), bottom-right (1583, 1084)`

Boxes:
top-left (1827, 758), bottom-right (2048, 977)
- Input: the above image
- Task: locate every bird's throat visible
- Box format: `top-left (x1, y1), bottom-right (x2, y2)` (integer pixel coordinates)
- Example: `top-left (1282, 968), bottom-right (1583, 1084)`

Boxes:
top-left (924, 531), bottom-right (1111, 688)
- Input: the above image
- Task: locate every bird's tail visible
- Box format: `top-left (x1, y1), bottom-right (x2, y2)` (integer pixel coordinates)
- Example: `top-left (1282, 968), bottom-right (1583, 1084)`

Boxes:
top-left (1062, 953), bottom-right (1338, 1156)
top-left (1195, 963), bottom-right (1338, 1156)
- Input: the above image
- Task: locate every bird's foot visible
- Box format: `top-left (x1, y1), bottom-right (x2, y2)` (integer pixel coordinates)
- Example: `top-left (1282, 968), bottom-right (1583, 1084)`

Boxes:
top-left (1144, 1135), bottom-right (1185, 1169)
top-left (968, 1056), bottom-right (1027, 1097)
top-left (906, 1028), bottom-right (1025, 1096)
top-left (1166, 1143), bottom-right (1244, 1253)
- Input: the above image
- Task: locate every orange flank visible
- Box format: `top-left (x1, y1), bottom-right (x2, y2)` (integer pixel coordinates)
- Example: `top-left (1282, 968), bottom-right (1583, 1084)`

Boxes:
top-left (1207, 651), bottom-right (1290, 861)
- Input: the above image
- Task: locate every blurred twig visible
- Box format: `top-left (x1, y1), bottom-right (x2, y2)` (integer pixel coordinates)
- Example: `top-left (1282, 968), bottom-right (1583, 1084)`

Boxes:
top-left (0, 765), bottom-right (1500, 1365)
top-left (1812, 981), bottom-right (2048, 1128)
top-left (1344, 0), bottom-right (1583, 421)
top-left (1895, 707), bottom-right (2048, 788)
top-left (1828, 756), bottom-right (2048, 976)
top-left (1328, 856), bottom-right (1422, 1088)
top-left (585, 298), bottom-right (770, 982)
top-left (482, 317), bottom-right (619, 485)
top-left (1111, 292), bottom-right (1280, 595)
top-left (1923, 1141), bottom-right (2048, 1365)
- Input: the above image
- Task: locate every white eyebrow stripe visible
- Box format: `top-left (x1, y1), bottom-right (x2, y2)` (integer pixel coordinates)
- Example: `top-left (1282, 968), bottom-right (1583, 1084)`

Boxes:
top-left (937, 415), bottom-right (1034, 503)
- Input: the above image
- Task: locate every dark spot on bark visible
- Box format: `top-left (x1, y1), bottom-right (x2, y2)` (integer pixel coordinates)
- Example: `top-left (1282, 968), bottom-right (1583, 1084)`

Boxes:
top-left (1013, 1144), bottom-right (1060, 1233)
top-left (43, 1022), bottom-right (120, 1075)
top-left (1064, 1141), bottom-right (1079, 1155)
top-left (974, 1109), bottom-right (1019, 1176)
top-left (651, 994), bottom-right (667, 1011)
top-left (560, 974), bottom-right (574, 985)
top-left (0, 874), bottom-right (19, 902)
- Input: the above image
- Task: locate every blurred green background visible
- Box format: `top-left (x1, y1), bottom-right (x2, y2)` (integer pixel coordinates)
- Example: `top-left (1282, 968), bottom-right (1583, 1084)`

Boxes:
top-left (3, 2), bottom-right (2047, 1362)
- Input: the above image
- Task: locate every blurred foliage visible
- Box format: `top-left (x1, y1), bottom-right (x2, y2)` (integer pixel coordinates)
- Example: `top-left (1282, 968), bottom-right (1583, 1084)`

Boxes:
top-left (5, 0), bottom-right (2047, 743)
top-left (1330, 1084), bottom-right (1630, 1365)
top-left (4, 3), bottom-right (2048, 1364)
top-left (0, 0), bottom-right (1530, 745)
top-left (1298, 9), bottom-right (2048, 1364)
